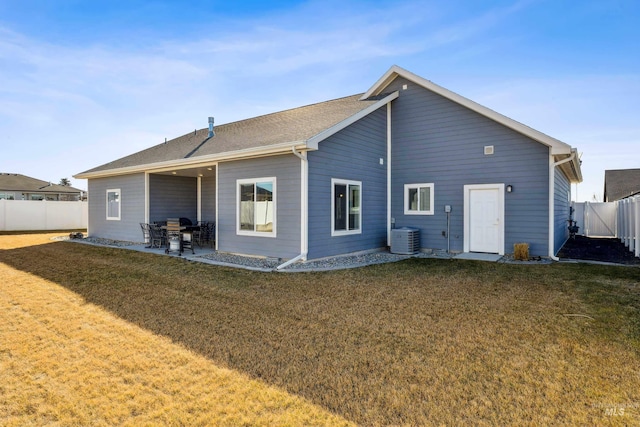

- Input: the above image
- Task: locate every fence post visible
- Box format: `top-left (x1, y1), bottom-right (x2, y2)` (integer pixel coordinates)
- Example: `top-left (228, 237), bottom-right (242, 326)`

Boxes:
top-left (635, 196), bottom-right (640, 258)
top-left (616, 200), bottom-right (622, 244)
top-left (626, 199), bottom-right (632, 248)
top-left (633, 198), bottom-right (636, 253)
top-left (585, 201), bottom-right (590, 237)
top-left (630, 198), bottom-right (636, 254)
top-left (620, 199), bottom-right (629, 248)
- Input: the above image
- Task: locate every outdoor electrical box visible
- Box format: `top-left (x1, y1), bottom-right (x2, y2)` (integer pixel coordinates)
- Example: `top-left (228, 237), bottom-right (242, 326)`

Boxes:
top-left (444, 205), bottom-right (451, 213)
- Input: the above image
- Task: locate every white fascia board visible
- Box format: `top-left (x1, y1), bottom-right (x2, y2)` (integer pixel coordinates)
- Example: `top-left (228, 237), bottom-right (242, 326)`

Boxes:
top-left (570, 148), bottom-right (583, 183)
top-left (361, 66), bottom-right (404, 100)
top-left (306, 91), bottom-right (399, 150)
top-left (363, 65), bottom-right (574, 155)
top-left (554, 148), bottom-right (583, 183)
top-left (74, 141), bottom-right (308, 179)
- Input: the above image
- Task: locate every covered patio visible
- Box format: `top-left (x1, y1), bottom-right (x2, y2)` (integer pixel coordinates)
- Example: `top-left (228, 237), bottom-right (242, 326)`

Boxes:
top-left (145, 164), bottom-right (217, 249)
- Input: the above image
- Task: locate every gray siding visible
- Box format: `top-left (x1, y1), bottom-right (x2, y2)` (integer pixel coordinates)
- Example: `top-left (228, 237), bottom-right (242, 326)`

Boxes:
top-left (201, 175), bottom-right (216, 222)
top-left (218, 155), bottom-right (301, 259)
top-left (88, 173), bottom-right (145, 241)
top-left (387, 77), bottom-right (551, 256)
top-left (307, 107), bottom-right (388, 259)
top-left (149, 174), bottom-right (197, 223)
top-left (554, 167), bottom-right (571, 255)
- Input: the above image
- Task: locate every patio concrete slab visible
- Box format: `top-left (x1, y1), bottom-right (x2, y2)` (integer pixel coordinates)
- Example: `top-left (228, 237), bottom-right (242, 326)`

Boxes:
top-left (454, 252), bottom-right (502, 262)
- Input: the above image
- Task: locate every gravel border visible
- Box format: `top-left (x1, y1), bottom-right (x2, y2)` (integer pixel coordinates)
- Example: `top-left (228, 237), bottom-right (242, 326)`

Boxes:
top-left (198, 252), bottom-right (282, 271)
top-left (281, 252), bottom-right (414, 271)
top-left (199, 249), bottom-right (457, 272)
top-left (70, 236), bottom-right (144, 247)
top-left (64, 236), bottom-right (564, 271)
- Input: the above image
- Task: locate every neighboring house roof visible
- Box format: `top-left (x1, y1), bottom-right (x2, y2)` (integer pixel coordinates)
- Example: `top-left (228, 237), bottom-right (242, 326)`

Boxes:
top-left (604, 168), bottom-right (640, 201)
top-left (362, 65), bottom-right (583, 182)
top-left (76, 92), bottom-right (397, 179)
top-left (0, 173), bottom-right (83, 194)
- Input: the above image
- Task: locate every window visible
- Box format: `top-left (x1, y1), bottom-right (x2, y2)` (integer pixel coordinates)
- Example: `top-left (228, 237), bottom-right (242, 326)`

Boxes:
top-left (332, 179), bottom-right (361, 236)
top-left (404, 183), bottom-right (434, 215)
top-left (0, 192), bottom-right (15, 200)
top-left (106, 189), bottom-right (121, 220)
top-left (237, 178), bottom-right (276, 236)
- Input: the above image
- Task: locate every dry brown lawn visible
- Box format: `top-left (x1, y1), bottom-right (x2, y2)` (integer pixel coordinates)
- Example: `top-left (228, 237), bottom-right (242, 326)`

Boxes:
top-left (1, 233), bottom-right (639, 425)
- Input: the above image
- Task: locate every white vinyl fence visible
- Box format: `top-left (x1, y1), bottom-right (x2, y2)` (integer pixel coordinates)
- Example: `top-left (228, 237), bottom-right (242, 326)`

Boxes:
top-left (572, 202), bottom-right (617, 237)
top-left (617, 196), bottom-right (640, 258)
top-left (573, 197), bottom-right (640, 258)
top-left (0, 199), bottom-right (88, 231)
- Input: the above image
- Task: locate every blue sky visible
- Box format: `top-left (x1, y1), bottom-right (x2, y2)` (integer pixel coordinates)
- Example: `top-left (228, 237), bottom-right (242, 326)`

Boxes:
top-left (1, 0), bottom-right (638, 201)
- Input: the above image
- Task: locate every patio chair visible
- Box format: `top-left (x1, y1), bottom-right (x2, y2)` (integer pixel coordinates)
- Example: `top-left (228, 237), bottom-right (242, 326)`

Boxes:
top-left (140, 223), bottom-right (151, 247)
top-left (148, 223), bottom-right (165, 249)
top-left (206, 221), bottom-right (216, 247)
top-left (196, 220), bottom-right (213, 248)
top-left (190, 224), bottom-right (203, 248)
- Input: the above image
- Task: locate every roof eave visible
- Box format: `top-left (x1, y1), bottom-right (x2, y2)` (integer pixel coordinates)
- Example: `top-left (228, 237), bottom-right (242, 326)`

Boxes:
top-left (555, 148), bottom-right (583, 184)
top-left (74, 141), bottom-right (309, 179)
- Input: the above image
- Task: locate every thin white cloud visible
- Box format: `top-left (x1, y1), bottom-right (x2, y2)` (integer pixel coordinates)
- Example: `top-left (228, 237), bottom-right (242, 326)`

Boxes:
top-left (423, 0), bottom-right (533, 48)
top-left (1, 0), bottom-right (635, 197)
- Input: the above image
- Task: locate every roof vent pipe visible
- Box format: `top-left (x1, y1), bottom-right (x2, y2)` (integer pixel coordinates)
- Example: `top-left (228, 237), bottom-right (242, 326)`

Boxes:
top-left (208, 117), bottom-right (215, 138)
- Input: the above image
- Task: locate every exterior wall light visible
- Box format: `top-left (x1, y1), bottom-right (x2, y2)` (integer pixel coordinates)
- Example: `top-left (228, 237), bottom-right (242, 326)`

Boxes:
top-left (506, 185), bottom-right (513, 193)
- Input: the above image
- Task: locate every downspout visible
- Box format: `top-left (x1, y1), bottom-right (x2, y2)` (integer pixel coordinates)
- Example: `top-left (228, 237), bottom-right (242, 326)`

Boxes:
top-left (276, 147), bottom-right (308, 270)
top-left (386, 102), bottom-right (392, 246)
top-left (549, 150), bottom-right (578, 260)
top-left (215, 164), bottom-right (219, 250)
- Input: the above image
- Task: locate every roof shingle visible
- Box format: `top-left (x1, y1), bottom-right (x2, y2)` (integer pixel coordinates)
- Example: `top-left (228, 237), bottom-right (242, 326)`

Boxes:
top-left (604, 169), bottom-right (640, 201)
top-left (0, 173), bottom-right (83, 193)
top-left (79, 93), bottom-right (379, 175)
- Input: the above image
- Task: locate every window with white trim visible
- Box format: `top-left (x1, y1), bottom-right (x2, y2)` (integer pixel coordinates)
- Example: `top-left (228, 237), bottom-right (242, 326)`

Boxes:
top-left (332, 179), bottom-right (361, 236)
top-left (237, 178), bottom-right (276, 237)
top-left (106, 189), bottom-right (121, 220)
top-left (404, 183), bottom-right (434, 215)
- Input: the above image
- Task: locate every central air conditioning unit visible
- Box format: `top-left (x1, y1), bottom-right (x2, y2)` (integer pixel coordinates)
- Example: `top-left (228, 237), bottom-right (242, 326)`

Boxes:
top-left (390, 227), bottom-right (420, 255)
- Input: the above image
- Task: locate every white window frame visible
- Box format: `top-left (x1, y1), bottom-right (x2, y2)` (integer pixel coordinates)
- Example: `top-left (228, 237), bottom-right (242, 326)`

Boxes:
top-left (106, 188), bottom-right (121, 221)
top-left (236, 177), bottom-right (276, 238)
top-left (404, 183), bottom-right (435, 215)
top-left (331, 178), bottom-right (362, 236)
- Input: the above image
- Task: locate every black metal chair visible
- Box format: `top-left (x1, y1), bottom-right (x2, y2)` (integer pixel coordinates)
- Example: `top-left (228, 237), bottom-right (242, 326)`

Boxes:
top-left (197, 221), bottom-right (215, 248)
top-left (193, 221), bottom-right (211, 248)
top-left (206, 221), bottom-right (216, 247)
top-left (140, 223), bottom-right (151, 247)
top-left (148, 223), bottom-right (165, 249)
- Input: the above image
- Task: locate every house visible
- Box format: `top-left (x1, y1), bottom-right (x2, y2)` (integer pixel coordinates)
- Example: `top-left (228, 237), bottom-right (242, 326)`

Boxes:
top-left (0, 173), bottom-right (84, 201)
top-left (604, 168), bottom-right (640, 201)
top-left (74, 65), bottom-right (582, 261)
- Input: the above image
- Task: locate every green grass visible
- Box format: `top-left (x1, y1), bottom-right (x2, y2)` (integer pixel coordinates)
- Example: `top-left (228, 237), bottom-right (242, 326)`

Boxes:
top-left (1, 233), bottom-right (639, 425)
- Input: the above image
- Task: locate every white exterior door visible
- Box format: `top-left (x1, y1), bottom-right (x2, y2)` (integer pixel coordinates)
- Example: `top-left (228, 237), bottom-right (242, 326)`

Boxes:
top-left (464, 184), bottom-right (505, 254)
